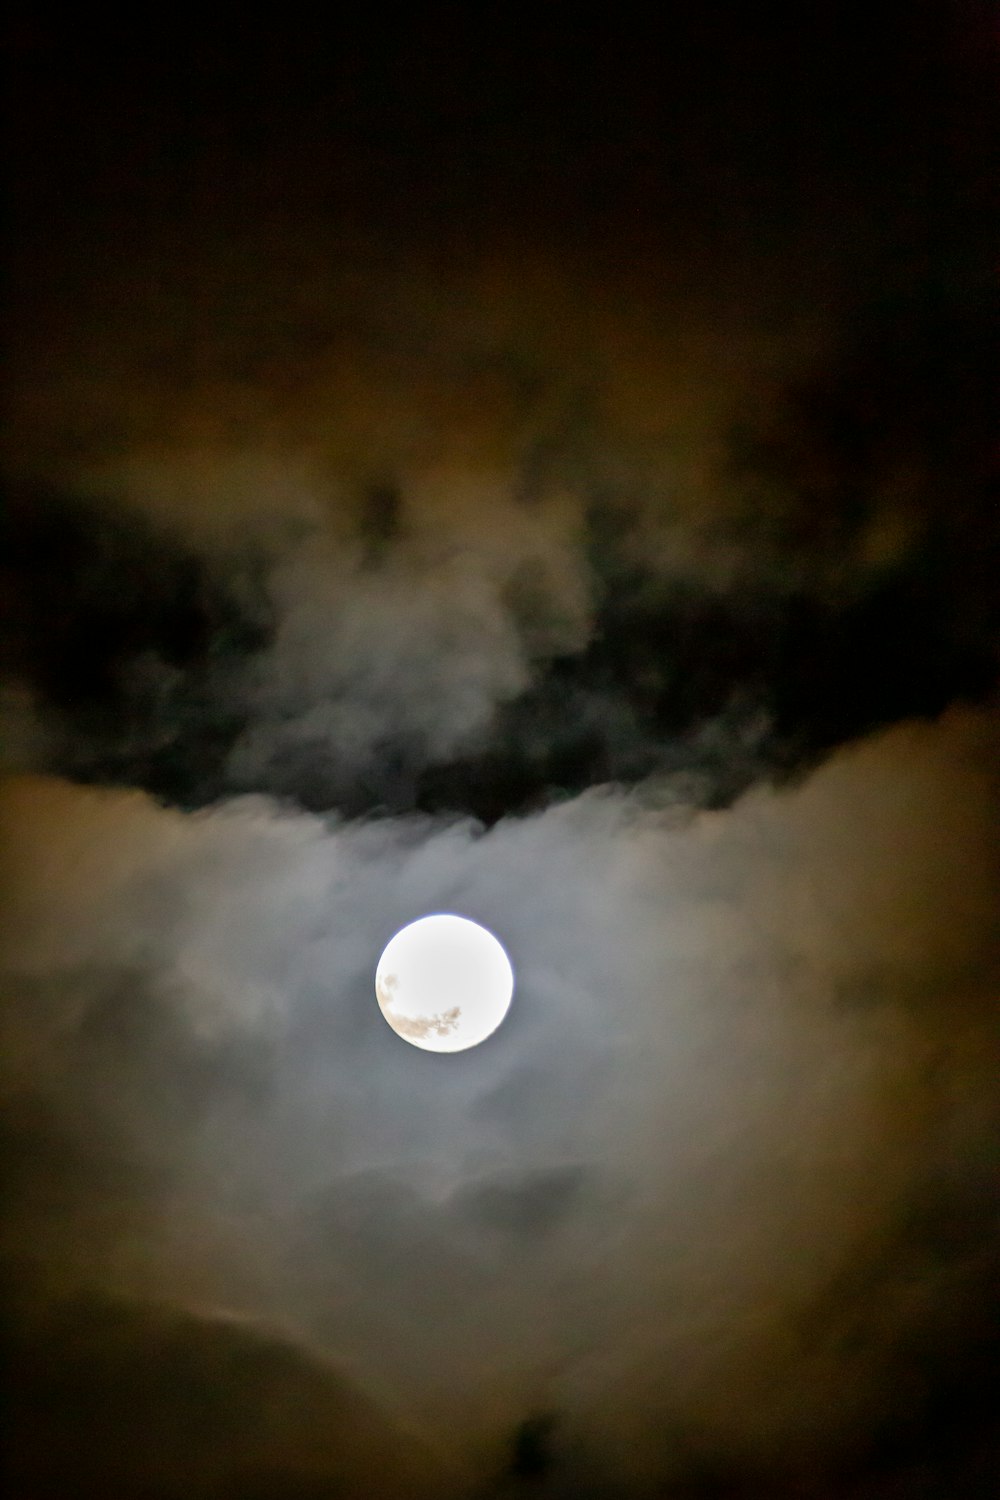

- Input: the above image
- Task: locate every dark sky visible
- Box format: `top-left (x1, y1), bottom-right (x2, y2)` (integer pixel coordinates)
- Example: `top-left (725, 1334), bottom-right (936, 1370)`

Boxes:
top-left (2, 7), bottom-right (999, 1497)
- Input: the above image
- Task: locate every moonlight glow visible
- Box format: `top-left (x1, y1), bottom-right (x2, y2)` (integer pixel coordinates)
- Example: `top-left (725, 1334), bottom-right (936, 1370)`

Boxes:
top-left (375, 915), bottom-right (514, 1052)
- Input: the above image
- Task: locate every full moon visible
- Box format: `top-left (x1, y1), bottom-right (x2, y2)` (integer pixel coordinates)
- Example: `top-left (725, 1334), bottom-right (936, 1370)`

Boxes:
top-left (375, 914), bottom-right (515, 1052)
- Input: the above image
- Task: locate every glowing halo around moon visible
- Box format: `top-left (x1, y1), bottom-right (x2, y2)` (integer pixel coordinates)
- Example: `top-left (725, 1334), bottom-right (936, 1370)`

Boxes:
top-left (375, 914), bottom-right (514, 1052)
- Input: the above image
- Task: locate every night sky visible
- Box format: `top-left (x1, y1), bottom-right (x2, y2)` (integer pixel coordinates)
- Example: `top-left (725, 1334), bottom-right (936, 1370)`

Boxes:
top-left (2, 7), bottom-right (999, 1496)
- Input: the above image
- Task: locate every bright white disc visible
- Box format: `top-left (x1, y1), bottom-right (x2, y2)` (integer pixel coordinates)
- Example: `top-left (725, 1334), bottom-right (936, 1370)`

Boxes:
top-left (375, 914), bottom-right (514, 1052)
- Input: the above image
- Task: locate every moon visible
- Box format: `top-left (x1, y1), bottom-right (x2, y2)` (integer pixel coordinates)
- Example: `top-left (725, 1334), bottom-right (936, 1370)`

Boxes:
top-left (375, 914), bottom-right (515, 1052)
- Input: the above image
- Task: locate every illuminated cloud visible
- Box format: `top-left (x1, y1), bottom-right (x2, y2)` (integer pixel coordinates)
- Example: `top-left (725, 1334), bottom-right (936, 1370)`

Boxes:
top-left (1, 709), bottom-right (997, 1490)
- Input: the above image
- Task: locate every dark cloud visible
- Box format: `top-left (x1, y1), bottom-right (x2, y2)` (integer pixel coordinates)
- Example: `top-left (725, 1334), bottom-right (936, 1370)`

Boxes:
top-left (5, 1289), bottom-right (454, 1498)
top-left (0, 485), bottom-right (272, 803)
top-left (5, 1), bottom-right (996, 825)
top-left (3, 280), bottom-right (997, 822)
top-left (452, 1165), bottom-right (590, 1240)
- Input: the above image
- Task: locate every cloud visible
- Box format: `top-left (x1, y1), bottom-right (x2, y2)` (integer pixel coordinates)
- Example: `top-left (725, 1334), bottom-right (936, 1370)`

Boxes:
top-left (5, 15), bottom-right (997, 1494)
top-left (6, 1289), bottom-right (458, 1498)
top-left (4, 238), bottom-right (996, 823)
top-left (1, 705), bottom-right (997, 1491)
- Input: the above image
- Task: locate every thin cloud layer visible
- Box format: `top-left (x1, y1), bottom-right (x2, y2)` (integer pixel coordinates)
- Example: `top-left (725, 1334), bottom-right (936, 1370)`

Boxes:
top-left (2, 707), bottom-right (997, 1493)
